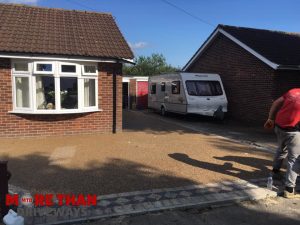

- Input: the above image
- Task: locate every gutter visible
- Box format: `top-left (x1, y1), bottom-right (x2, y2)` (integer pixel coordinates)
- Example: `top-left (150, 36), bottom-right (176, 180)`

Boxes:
top-left (0, 52), bottom-right (135, 64)
top-left (112, 64), bottom-right (117, 134)
top-left (276, 65), bottom-right (300, 71)
top-left (120, 58), bottom-right (135, 65)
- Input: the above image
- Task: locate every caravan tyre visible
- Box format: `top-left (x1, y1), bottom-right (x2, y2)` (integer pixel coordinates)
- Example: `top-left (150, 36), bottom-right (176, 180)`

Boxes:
top-left (160, 106), bottom-right (166, 116)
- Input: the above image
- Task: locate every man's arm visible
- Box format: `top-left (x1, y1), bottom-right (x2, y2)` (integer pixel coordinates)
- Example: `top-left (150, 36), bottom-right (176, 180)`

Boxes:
top-left (268, 97), bottom-right (285, 120)
top-left (264, 97), bottom-right (285, 129)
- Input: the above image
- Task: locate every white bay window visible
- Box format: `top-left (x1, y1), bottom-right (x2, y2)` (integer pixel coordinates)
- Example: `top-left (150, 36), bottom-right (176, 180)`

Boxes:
top-left (12, 60), bottom-right (99, 114)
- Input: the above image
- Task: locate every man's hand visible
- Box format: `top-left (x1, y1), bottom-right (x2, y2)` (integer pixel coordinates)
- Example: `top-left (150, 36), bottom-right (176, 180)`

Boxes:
top-left (265, 97), bottom-right (284, 130)
top-left (264, 119), bottom-right (275, 130)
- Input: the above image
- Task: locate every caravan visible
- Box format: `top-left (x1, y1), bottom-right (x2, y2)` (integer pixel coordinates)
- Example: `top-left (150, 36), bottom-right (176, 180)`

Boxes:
top-left (148, 73), bottom-right (228, 118)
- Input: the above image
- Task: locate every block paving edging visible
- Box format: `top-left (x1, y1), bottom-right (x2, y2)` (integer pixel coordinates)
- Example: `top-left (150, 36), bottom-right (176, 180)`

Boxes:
top-left (7, 178), bottom-right (281, 225)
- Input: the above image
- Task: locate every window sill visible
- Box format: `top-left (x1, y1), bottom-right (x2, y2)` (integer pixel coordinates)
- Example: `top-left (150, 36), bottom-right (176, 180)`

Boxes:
top-left (9, 109), bottom-right (103, 115)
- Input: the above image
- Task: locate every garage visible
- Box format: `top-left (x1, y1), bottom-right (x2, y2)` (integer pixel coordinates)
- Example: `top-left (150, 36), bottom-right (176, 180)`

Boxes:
top-left (122, 76), bottom-right (149, 110)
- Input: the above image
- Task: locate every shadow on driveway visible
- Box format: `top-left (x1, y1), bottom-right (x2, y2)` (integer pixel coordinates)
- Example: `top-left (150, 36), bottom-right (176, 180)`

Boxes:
top-left (3, 153), bottom-right (197, 195)
top-left (123, 110), bottom-right (276, 149)
top-left (123, 110), bottom-right (197, 135)
top-left (169, 153), bottom-right (272, 180)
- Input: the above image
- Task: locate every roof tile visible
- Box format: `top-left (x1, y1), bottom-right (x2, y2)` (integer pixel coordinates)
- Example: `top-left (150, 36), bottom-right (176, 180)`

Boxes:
top-left (0, 3), bottom-right (134, 59)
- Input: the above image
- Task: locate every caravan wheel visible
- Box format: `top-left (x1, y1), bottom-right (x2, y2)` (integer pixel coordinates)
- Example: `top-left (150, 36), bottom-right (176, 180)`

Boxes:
top-left (160, 106), bottom-right (166, 116)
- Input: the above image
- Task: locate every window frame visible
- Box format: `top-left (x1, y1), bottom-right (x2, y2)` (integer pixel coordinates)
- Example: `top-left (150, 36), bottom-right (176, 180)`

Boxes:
top-left (59, 62), bottom-right (80, 76)
top-left (33, 74), bottom-right (57, 113)
top-left (82, 77), bottom-right (98, 109)
top-left (33, 61), bottom-right (55, 75)
top-left (185, 80), bottom-right (223, 97)
top-left (11, 60), bottom-right (99, 114)
top-left (12, 61), bottom-right (30, 74)
top-left (150, 83), bottom-right (156, 94)
top-left (12, 74), bottom-right (32, 111)
top-left (171, 81), bottom-right (180, 95)
top-left (161, 82), bottom-right (166, 92)
top-left (82, 64), bottom-right (98, 76)
top-left (59, 76), bottom-right (79, 111)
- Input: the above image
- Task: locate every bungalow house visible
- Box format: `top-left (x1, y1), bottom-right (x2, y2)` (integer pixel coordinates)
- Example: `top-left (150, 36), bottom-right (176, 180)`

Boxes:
top-left (0, 4), bottom-right (134, 137)
top-left (183, 24), bottom-right (300, 124)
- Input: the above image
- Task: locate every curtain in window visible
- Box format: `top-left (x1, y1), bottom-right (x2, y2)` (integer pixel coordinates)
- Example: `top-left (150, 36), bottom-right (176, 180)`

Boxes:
top-left (196, 82), bottom-right (212, 96)
top-left (36, 76), bottom-right (46, 109)
top-left (84, 79), bottom-right (95, 107)
top-left (186, 81), bottom-right (197, 95)
top-left (15, 77), bottom-right (29, 108)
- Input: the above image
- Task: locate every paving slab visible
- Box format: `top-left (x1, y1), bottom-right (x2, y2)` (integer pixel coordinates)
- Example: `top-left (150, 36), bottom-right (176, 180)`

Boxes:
top-left (86, 198), bottom-right (300, 225)
top-left (6, 178), bottom-right (284, 225)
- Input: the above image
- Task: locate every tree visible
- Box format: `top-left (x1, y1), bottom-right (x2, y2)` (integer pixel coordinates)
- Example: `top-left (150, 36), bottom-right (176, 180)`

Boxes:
top-left (123, 53), bottom-right (179, 76)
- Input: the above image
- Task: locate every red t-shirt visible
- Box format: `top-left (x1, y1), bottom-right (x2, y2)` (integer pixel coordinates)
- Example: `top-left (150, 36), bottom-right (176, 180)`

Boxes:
top-left (275, 88), bottom-right (300, 128)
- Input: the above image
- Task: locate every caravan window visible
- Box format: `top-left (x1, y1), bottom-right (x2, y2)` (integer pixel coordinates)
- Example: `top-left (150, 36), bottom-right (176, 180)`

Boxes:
top-left (186, 81), bottom-right (223, 96)
top-left (161, 82), bottom-right (166, 92)
top-left (172, 81), bottom-right (180, 94)
top-left (151, 83), bottom-right (156, 94)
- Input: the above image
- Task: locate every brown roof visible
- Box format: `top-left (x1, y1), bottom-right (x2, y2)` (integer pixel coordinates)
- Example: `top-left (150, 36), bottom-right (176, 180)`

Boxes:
top-left (0, 3), bottom-right (134, 59)
top-left (219, 24), bottom-right (300, 67)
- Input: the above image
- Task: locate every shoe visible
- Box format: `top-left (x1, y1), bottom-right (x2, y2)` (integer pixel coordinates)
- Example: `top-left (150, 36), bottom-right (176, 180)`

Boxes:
top-left (283, 189), bottom-right (300, 199)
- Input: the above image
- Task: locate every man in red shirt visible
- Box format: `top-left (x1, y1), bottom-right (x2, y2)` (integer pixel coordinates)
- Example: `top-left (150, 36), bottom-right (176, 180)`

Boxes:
top-left (264, 88), bottom-right (300, 198)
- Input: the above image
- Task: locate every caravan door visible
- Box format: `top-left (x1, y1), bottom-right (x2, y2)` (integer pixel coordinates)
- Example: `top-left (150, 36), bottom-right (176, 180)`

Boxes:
top-left (167, 80), bottom-right (186, 113)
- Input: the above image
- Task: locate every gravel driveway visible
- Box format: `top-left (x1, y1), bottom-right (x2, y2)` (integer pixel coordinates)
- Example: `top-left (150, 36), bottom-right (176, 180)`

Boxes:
top-left (0, 110), bottom-right (274, 195)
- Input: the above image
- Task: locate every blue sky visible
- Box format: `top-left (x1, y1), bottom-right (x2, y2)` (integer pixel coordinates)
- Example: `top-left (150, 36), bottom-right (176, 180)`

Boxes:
top-left (1, 0), bottom-right (300, 67)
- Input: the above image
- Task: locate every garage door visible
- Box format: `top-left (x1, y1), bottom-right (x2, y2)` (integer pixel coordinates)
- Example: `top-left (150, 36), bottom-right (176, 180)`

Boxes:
top-left (137, 81), bottom-right (148, 109)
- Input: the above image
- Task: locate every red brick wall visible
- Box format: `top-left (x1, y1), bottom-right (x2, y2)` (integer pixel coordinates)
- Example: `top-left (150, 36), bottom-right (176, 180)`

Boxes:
top-left (0, 58), bottom-right (123, 137)
top-left (187, 34), bottom-right (276, 124)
